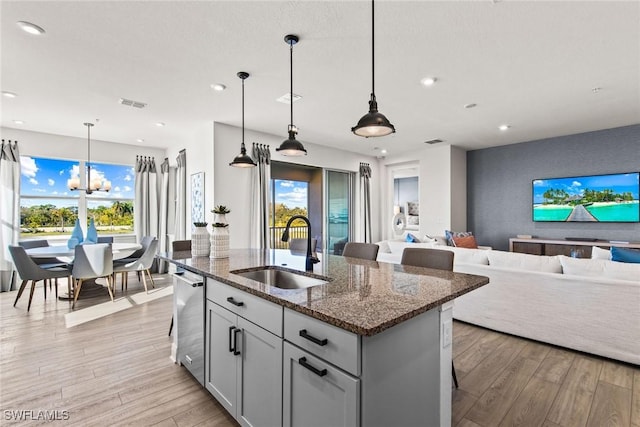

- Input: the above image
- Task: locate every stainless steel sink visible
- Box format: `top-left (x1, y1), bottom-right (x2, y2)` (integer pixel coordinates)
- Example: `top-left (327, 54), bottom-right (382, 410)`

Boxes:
top-left (231, 268), bottom-right (328, 290)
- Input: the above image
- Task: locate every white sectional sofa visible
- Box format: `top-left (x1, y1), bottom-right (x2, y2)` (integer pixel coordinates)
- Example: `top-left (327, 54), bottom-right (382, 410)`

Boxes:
top-left (376, 241), bottom-right (640, 365)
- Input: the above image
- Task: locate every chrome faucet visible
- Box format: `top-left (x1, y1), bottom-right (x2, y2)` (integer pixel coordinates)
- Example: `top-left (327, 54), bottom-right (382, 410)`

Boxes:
top-left (281, 215), bottom-right (320, 272)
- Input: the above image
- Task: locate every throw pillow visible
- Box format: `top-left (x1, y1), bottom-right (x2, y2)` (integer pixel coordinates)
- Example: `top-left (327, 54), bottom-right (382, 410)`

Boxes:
top-left (611, 246), bottom-right (640, 264)
top-left (445, 230), bottom-right (473, 246)
top-left (452, 235), bottom-right (478, 249)
top-left (405, 233), bottom-right (419, 243)
top-left (591, 246), bottom-right (612, 260)
top-left (559, 256), bottom-right (607, 277)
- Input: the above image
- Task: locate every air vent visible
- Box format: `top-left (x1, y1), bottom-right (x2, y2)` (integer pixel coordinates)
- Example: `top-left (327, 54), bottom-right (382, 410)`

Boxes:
top-left (424, 139), bottom-right (444, 145)
top-left (119, 98), bottom-right (147, 109)
top-left (276, 93), bottom-right (302, 104)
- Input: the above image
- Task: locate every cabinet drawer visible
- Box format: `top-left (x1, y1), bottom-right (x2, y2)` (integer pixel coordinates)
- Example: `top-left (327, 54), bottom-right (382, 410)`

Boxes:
top-left (283, 342), bottom-right (359, 427)
top-left (284, 308), bottom-right (360, 376)
top-left (207, 279), bottom-right (283, 337)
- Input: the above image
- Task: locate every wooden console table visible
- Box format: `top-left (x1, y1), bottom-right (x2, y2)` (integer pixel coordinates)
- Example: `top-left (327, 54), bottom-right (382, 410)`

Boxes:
top-left (509, 237), bottom-right (640, 258)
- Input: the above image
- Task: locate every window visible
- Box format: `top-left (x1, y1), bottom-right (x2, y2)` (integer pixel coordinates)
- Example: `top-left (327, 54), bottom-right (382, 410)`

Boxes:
top-left (20, 156), bottom-right (134, 238)
top-left (270, 179), bottom-right (308, 248)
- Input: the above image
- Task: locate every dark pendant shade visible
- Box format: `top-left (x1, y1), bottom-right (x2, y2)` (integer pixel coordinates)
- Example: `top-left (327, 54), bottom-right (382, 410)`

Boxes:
top-left (230, 71), bottom-right (257, 168)
top-left (276, 34), bottom-right (307, 156)
top-left (352, 0), bottom-right (395, 138)
top-left (229, 142), bottom-right (257, 167)
top-left (352, 94), bottom-right (395, 137)
top-left (276, 129), bottom-right (307, 156)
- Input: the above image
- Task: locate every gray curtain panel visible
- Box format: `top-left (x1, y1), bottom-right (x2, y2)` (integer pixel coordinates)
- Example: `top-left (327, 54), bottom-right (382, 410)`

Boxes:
top-left (359, 162), bottom-right (372, 243)
top-left (250, 144), bottom-right (271, 249)
top-left (157, 158), bottom-right (171, 273)
top-left (0, 140), bottom-right (21, 291)
top-left (175, 149), bottom-right (187, 240)
top-left (134, 156), bottom-right (159, 242)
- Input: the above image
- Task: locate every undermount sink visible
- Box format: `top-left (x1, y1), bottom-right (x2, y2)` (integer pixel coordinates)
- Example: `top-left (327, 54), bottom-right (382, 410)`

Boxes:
top-left (231, 267), bottom-right (329, 290)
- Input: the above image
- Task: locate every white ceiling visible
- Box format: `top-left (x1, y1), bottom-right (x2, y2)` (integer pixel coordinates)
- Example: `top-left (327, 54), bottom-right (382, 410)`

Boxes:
top-left (2, 1), bottom-right (639, 157)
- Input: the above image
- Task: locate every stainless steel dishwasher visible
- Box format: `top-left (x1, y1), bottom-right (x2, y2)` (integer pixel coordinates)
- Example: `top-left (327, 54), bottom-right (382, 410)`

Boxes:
top-left (173, 270), bottom-right (205, 386)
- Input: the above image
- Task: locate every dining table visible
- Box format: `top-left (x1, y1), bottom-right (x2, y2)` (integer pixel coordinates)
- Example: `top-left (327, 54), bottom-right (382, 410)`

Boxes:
top-left (26, 242), bottom-right (142, 300)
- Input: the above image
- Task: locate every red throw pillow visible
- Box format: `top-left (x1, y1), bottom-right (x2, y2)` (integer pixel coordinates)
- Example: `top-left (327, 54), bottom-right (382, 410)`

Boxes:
top-left (452, 235), bottom-right (478, 249)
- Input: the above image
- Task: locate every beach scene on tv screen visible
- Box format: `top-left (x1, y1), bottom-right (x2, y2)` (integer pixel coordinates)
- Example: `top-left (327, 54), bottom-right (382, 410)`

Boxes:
top-left (533, 173), bottom-right (639, 222)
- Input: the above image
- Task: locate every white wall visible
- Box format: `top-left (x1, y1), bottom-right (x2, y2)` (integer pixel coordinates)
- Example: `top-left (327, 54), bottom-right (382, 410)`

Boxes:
top-left (189, 122), bottom-right (383, 249)
top-left (165, 122), bottom-right (214, 240)
top-left (1, 127), bottom-right (166, 164)
top-left (381, 144), bottom-right (467, 240)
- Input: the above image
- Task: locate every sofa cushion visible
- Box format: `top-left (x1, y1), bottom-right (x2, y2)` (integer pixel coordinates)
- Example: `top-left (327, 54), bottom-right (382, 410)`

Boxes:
top-left (560, 255), bottom-right (640, 282)
top-left (611, 246), bottom-right (640, 264)
top-left (488, 250), bottom-right (562, 273)
top-left (591, 246), bottom-right (612, 260)
top-left (452, 235), bottom-right (478, 249)
top-left (440, 246), bottom-right (490, 265)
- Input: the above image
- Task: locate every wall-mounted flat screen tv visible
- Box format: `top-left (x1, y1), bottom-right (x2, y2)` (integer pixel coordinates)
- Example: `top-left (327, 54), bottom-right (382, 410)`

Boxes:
top-left (533, 172), bottom-right (639, 222)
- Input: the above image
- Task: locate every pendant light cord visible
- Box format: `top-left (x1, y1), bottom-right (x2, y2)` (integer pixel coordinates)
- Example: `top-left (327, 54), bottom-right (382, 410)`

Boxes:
top-left (371, 0), bottom-right (375, 96)
top-left (242, 77), bottom-right (245, 144)
top-left (86, 123), bottom-right (91, 187)
top-left (289, 39), bottom-right (294, 128)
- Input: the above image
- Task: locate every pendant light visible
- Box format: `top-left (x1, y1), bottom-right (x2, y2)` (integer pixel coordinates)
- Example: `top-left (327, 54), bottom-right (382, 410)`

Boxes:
top-left (351, 0), bottom-right (395, 138)
top-left (276, 34), bottom-right (307, 156)
top-left (230, 71), bottom-right (257, 167)
top-left (67, 122), bottom-right (112, 193)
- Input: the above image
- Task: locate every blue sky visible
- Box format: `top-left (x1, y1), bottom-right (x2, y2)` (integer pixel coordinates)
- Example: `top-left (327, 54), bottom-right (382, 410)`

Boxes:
top-left (274, 179), bottom-right (308, 209)
top-left (533, 172), bottom-right (639, 203)
top-left (20, 156), bottom-right (135, 206)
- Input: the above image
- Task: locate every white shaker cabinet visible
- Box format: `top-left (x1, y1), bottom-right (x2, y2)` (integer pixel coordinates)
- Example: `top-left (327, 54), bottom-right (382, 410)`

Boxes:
top-left (205, 280), bottom-right (283, 427)
top-left (282, 341), bottom-right (359, 427)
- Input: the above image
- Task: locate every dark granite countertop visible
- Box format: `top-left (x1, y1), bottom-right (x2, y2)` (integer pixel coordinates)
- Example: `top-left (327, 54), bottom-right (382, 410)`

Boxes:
top-left (158, 249), bottom-right (489, 336)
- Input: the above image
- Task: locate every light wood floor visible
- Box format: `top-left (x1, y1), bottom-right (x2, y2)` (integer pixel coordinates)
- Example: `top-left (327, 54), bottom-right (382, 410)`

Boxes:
top-left (1, 274), bottom-right (638, 427)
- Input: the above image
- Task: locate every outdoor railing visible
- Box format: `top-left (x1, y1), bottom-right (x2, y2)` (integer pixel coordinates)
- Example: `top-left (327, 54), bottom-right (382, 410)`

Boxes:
top-left (269, 226), bottom-right (308, 249)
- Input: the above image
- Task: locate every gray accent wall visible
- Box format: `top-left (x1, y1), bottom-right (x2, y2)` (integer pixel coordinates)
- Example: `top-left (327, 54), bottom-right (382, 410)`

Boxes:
top-left (467, 124), bottom-right (640, 251)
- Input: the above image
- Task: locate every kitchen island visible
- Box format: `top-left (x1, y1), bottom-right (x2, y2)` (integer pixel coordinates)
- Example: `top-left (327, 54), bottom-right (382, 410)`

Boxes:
top-left (160, 249), bottom-right (489, 427)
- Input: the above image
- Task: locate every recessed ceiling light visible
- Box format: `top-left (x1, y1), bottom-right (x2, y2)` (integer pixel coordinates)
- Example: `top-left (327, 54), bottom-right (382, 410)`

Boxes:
top-left (499, 124), bottom-right (511, 131)
top-left (420, 77), bottom-right (437, 87)
top-left (136, 138), bottom-right (145, 143)
top-left (464, 103), bottom-right (477, 109)
top-left (13, 120), bottom-right (25, 125)
top-left (16, 21), bottom-right (45, 35)
top-left (155, 122), bottom-right (165, 127)
top-left (2, 91), bottom-right (17, 98)
top-left (381, 149), bottom-right (388, 154)
top-left (211, 83), bottom-right (226, 91)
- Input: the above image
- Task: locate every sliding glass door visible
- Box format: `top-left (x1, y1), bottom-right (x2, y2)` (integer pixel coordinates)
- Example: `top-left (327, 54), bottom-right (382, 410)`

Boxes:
top-left (325, 170), bottom-right (354, 255)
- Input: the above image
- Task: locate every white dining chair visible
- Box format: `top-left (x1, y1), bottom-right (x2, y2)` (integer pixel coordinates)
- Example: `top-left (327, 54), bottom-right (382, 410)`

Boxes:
top-left (72, 243), bottom-right (114, 309)
top-left (113, 239), bottom-right (158, 293)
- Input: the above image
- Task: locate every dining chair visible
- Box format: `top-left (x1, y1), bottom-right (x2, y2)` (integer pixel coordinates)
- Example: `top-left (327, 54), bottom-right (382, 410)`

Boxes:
top-left (72, 243), bottom-right (114, 309)
top-left (9, 245), bottom-right (72, 311)
top-left (172, 240), bottom-right (192, 252)
top-left (289, 238), bottom-right (317, 253)
top-left (18, 239), bottom-right (69, 298)
top-left (400, 247), bottom-right (459, 388)
top-left (342, 242), bottom-right (380, 261)
top-left (113, 239), bottom-right (158, 293)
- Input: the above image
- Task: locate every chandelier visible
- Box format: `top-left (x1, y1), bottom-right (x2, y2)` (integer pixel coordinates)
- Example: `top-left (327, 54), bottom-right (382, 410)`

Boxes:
top-left (67, 122), bottom-right (111, 193)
